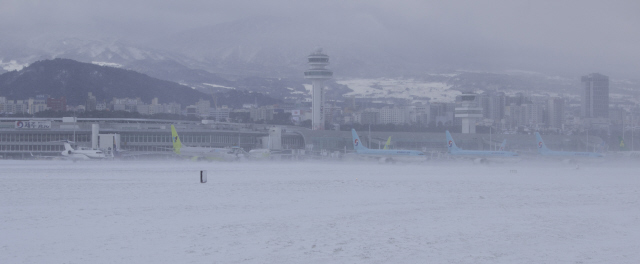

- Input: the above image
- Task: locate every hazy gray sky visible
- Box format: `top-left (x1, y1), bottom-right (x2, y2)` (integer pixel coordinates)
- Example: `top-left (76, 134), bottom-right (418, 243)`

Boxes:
top-left (1, 0), bottom-right (639, 78)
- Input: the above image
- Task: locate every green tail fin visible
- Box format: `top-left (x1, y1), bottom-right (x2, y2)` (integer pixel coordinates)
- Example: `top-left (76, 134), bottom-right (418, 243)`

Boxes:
top-left (171, 125), bottom-right (182, 154)
top-left (383, 136), bottom-right (392, 150)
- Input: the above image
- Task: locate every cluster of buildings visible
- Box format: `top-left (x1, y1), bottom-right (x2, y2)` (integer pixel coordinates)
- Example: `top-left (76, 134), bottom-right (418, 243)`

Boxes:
top-left (0, 51), bottom-right (624, 137)
top-left (0, 95), bottom-right (67, 114)
top-left (336, 73), bottom-right (615, 134)
top-left (86, 93), bottom-right (182, 115)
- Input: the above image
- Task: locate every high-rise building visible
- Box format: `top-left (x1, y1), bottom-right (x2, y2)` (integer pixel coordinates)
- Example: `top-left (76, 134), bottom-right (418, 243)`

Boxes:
top-left (523, 103), bottom-right (544, 126)
top-left (379, 106), bottom-right (406, 125)
top-left (358, 111), bottom-right (379, 125)
top-left (304, 48), bottom-right (333, 130)
top-left (480, 92), bottom-right (505, 121)
top-left (547, 98), bottom-right (564, 129)
top-left (86, 93), bottom-right (97, 111)
top-left (195, 100), bottom-right (210, 117)
top-left (581, 73), bottom-right (609, 118)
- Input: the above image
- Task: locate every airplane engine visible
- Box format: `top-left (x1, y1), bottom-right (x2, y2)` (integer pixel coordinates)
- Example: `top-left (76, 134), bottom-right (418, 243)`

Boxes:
top-left (378, 157), bottom-right (388, 163)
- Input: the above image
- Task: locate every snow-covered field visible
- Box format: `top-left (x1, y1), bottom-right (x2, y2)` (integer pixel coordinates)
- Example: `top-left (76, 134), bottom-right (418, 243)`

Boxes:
top-left (2, 160), bottom-right (639, 263)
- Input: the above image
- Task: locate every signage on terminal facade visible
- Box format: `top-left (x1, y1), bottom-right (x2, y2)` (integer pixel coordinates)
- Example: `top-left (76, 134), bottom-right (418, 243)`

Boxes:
top-left (15, 121), bottom-right (52, 129)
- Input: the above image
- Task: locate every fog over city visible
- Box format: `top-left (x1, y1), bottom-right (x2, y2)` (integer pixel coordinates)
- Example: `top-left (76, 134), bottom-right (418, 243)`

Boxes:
top-left (2, 1), bottom-right (640, 263)
top-left (1, 0), bottom-right (639, 78)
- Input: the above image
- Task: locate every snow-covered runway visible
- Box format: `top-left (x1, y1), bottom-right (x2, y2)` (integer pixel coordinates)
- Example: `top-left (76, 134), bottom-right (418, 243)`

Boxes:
top-left (2, 160), bottom-right (639, 263)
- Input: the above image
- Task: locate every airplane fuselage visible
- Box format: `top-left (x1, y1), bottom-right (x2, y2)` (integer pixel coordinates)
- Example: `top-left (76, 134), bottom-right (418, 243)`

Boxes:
top-left (539, 150), bottom-right (602, 157)
top-left (61, 149), bottom-right (107, 160)
top-left (177, 146), bottom-right (241, 160)
top-left (450, 150), bottom-right (518, 157)
top-left (353, 147), bottom-right (427, 162)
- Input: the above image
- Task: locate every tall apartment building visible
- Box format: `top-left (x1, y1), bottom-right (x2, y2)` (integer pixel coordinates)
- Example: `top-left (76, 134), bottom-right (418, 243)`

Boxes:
top-left (581, 73), bottom-right (609, 118)
top-left (28, 95), bottom-right (49, 114)
top-left (379, 106), bottom-right (406, 125)
top-left (524, 103), bottom-right (544, 126)
top-left (86, 93), bottom-right (97, 111)
top-left (480, 92), bottom-right (506, 122)
top-left (547, 98), bottom-right (564, 129)
top-left (195, 100), bottom-right (211, 117)
top-left (357, 111), bottom-right (379, 125)
top-left (210, 107), bottom-right (231, 121)
top-left (505, 103), bottom-right (544, 128)
top-left (0, 98), bottom-right (28, 114)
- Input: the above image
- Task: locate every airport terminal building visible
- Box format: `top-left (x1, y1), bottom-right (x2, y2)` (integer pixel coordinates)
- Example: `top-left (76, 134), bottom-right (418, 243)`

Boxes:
top-left (0, 117), bottom-right (599, 159)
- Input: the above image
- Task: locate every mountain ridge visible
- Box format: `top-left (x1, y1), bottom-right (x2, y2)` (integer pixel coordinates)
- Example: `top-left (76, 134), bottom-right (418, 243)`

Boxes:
top-left (0, 58), bottom-right (281, 108)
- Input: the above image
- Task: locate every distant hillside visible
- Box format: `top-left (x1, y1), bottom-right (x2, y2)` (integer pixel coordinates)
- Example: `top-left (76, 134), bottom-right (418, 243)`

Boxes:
top-left (0, 58), bottom-right (281, 107)
top-left (0, 58), bottom-right (208, 105)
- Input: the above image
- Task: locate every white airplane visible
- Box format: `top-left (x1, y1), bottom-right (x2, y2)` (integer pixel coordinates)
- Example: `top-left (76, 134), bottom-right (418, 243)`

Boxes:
top-left (61, 142), bottom-right (108, 161)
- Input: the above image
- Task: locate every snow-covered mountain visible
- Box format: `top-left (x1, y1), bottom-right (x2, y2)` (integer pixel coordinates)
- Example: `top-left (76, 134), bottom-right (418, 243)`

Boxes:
top-left (0, 37), bottom-right (235, 90)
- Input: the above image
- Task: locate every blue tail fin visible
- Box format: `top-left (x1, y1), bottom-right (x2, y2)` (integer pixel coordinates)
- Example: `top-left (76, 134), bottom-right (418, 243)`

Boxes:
top-left (352, 129), bottom-right (368, 152)
top-left (535, 132), bottom-right (551, 153)
top-left (499, 139), bottom-right (507, 151)
top-left (445, 130), bottom-right (461, 153)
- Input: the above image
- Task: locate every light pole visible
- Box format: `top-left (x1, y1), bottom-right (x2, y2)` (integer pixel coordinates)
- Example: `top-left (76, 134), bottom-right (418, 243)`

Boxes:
top-left (586, 129), bottom-right (589, 152)
top-left (368, 124), bottom-right (371, 149)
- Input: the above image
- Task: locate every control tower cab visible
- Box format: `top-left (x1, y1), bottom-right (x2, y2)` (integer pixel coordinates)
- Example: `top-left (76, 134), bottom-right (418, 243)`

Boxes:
top-left (304, 48), bottom-right (333, 130)
top-left (455, 93), bottom-right (483, 134)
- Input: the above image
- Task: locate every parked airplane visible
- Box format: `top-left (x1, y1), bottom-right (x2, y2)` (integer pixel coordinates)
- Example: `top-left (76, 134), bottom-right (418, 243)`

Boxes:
top-left (351, 129), bottom-right (425, 163)
top-left (446, 131), bottom-right (518, 162)
top-left (171, 125), bottom-right (244, 161)
top-left (535, 132), bottom-right (603, 158)
top-left (61, 142), bottom-right (108, 161)
top-left (383, 136), bottom-right (392, 150)
top-left (499, 139), bottom-right (507, 151)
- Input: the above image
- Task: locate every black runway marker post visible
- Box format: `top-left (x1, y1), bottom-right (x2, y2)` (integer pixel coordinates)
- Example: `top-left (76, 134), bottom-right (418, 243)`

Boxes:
top-left (200, 170), bottom-right (207, 183)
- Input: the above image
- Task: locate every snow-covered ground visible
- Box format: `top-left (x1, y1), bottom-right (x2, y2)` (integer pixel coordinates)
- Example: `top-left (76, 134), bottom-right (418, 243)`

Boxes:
top-left (203, 83), bottom-right (235, 90)
top-left (2, 160), bottom-right (639, 263)
top-left (91, 61), bottom-right (123, 68)
top-left (338, 79), bottom-right (460, 103)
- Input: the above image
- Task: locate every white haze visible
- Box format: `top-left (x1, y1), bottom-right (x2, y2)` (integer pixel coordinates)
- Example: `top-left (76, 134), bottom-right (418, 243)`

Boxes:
top-left (0, 0), bottom-right (639, 78)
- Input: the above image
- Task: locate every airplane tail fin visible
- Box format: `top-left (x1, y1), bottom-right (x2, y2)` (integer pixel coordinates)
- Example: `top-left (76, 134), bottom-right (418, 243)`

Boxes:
top-left (383, 136), bottom-right (392, 150)
top-left (499, 139), bottom-right (507, 151)
top-left (351, 129), bottom-right (368, 152)
top-left (535, 132), bottom-right (550, 153)
top-left (171, 125), bottom-right (182, 154)
top-left (63, 142), bottom-right (73, 152)
top-left (445, 130), bottom-right (461, 153)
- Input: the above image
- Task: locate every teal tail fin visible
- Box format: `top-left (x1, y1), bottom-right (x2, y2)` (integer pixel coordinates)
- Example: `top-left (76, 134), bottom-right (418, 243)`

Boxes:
top-left (535, 132), bottom-right (550, 153)
top-left (351, 129), bottom-right (368, 152)
top-left (499, 139), bottom-right (507, 151)
top-left (445, 130), bottom-right (461, 153)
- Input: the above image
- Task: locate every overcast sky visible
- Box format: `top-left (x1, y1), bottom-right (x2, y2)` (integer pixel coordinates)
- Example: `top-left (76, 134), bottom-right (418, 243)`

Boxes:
top-left (1, 0), bottom-right (639, 78)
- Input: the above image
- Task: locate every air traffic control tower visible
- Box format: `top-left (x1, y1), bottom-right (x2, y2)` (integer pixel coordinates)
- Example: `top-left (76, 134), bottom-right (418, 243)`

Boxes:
top-left (304, 48), bottom-right (333, 130)
top-left (455, 93), bottom-right (483, 133)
